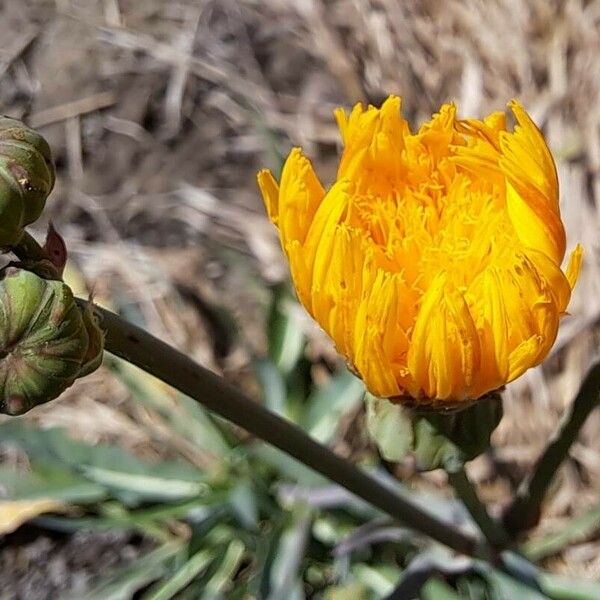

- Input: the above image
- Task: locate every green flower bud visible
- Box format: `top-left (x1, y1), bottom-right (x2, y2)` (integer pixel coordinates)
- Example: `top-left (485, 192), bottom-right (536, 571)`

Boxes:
top-left (0, 117), bottom-right (55, 248)
top-left (0, 267), bottom-right (103, 415)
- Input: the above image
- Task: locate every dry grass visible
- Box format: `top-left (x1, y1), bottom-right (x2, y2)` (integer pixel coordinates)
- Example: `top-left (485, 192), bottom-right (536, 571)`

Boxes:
top-left (1, 0), bottom-right (599, 580)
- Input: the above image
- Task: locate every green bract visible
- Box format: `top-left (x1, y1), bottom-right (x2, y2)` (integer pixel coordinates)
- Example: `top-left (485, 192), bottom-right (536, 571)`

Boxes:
top-left (366, 393), bottom-right (503, 471)
top-left (0, 267), bottom-right (103, 415)
top-left (0, 117), bottom-right (55, 248)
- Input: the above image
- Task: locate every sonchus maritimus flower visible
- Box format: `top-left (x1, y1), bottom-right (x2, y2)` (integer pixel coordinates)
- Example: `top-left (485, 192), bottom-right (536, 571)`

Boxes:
top-left (258, 97), bottom-right (582, 407)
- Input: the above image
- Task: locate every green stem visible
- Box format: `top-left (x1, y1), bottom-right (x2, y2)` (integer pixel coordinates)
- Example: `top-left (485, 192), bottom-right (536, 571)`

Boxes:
top-left (93, 304), bottom-right (485, 559)
top-left (503, 362), bottom-right (600, 536)
top-left (447, 466), bottom-right (511, 549)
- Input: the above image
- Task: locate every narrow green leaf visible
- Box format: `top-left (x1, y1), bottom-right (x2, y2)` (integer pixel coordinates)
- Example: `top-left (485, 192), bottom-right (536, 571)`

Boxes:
top-left (479, 568), bottom-right (547, 600)
top-left (504, 362), bottom-right (600, 536)
top-left (255, 358), bottom-right (288, 417)
top-left (540, 572), bottom-right (600, 600)
top-left (324, 583), bottom-right (368, 600)
top-left (269, 512), bottom-right (311, 599)
top-left (523, 501), bottom-right (600, 561)
top-left (0, 422), bottom-right (208, 504)
top-left (202, 539), bottom-right (246, 599)
top-left (142, 549), bottom-right (212, 600)
top-left (73, 543), bottom-right (182, 600)
top-left (0, 463), bottom-right (106, 504)
top-left (353, 564), bottom-right (401, 597)
top-left (420, 578), bottom-right (463, 600)
top-left (304, 370), bottom-right (364, 444)
top-left (114, 359), bottom-right (231, 459)
top-left (229, 480), bottom-right (259, 529)
top-left (267, 287), bottom-right (305, 375)
top-left (252, 444), bottom-right (329, 486)
top-left (81, 465), bottom-right (206, 501)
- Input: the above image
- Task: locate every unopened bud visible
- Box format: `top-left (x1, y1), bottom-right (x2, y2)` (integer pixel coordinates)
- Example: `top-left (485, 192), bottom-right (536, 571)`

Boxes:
top-left (0, 117), bottom-right (55, 248)
top-left (0, 267), bottom-right (103, 415)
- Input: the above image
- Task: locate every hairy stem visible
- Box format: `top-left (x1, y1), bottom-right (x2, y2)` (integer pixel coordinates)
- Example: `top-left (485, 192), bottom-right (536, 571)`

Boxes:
top-left (94, 304), bottom-right (485, 559)
top-left (503, 362), bottom-right (600, 535)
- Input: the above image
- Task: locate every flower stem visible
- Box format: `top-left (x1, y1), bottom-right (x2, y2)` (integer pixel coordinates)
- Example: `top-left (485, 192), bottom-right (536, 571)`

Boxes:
top-left (447, 466), bottom-right (511, 549)
top-left (503, 361), bottom-right (600, 535)
top-left (94, 303), bottom-right (485, 559)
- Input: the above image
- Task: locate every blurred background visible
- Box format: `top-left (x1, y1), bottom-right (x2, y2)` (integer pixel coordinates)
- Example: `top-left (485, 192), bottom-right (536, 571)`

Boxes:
top-left (0, 1), bottom-right (599, 598)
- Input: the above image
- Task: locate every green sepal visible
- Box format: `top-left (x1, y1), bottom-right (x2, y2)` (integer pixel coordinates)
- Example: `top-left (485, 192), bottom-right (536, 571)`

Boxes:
top-left (366, 393), bottom-right (503, 471)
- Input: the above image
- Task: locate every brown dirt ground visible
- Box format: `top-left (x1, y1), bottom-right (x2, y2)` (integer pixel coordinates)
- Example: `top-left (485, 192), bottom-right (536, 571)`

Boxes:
top-left (1, 0), bottom-right (600, 593)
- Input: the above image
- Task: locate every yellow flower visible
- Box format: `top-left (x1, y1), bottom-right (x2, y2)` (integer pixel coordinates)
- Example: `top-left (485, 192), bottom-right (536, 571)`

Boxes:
top-left (257, 97), bottom-right (582, 406)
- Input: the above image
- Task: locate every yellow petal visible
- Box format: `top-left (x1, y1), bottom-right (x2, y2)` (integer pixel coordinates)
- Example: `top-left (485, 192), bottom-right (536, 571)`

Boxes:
top-left (302, 180), bottom-right (351, 282)
top-left (278, 148), bottom-right (325, 245)
top-left (501, 255), bottom-right (560, 380)
top-left (468, 267), bottom-right (510, 397)
top-left (311, 224), bottom-right (364, 358)
top-left (566, 243), bottom-right (583, 290)
top-left (501, 100), bottom-right (559, 207)
top-left (526, 248), bottom-right (573, 313)
top-left (505, 180), bottom-right (565, 265)
top-left (353, 266), bottom-right (402, 398)
top-left (257, 169), bottom-right (280, 225)
top-left (408, 275), bottom-right (480, 401)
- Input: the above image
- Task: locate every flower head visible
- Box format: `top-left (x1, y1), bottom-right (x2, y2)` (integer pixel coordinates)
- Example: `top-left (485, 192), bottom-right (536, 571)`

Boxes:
top-left (0, 267), bottom-right (104, 415)
top-left (258, 97), bottom-right (582, 406)
top-left (0, 117), bottom-right (55, 249)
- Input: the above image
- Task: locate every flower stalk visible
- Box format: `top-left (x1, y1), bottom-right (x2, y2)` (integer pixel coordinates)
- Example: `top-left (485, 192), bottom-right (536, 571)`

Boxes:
top-left (447, 466), bottom-right (511, 549)
top-left (93, 301), bottom-right (489, 559)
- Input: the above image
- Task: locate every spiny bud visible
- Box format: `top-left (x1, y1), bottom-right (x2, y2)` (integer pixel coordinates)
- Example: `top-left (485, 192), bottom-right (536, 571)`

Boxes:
top-left (0, 267), bottom-right (103, 415)
top-left (0, 117), bottom-right (55, 248)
